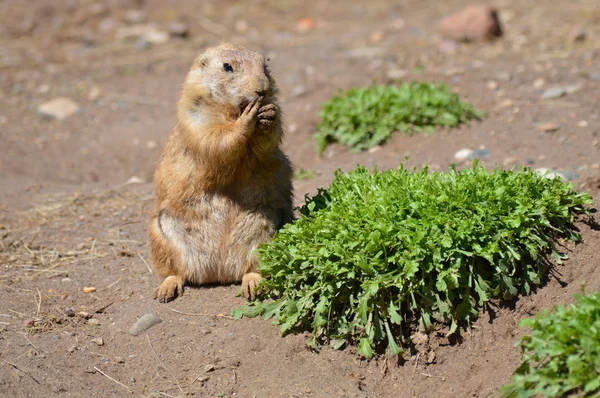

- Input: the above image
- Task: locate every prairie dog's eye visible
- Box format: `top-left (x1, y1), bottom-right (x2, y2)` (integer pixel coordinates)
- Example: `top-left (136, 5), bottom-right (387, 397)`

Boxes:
top-left (223, 63), bottom-right (233, 72)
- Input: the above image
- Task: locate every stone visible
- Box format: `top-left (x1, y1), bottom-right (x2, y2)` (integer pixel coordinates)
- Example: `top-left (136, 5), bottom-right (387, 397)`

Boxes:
top-left (124, 9), bottom-right (146, 25)
top-left (87, 319), bottom-right (101, 326)
top-left (454, 148), bottom-right (474, 161)
top-left (92, 337), bottom-right (104, 346)
top-left (538, 122), bottom-right (560, 133)
top-left (440, 5), bottom-right (502, 42)
top-left (168, 21), bottom-right (189, 38)
top-left (37, 97), bottom-right (80, 120)
top-left (541, 85), bottom-right (581, 100)
top-left (468, 148), bottom-right (491, 160)
top-left (117, 24), bottom-right (169, 45)
top-left (128, 313), bottom-right (162, 336)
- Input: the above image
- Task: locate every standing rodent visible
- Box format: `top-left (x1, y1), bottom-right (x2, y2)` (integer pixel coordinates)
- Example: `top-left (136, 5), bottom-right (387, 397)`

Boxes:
top-left (148, 43), bottom-right (294, 302)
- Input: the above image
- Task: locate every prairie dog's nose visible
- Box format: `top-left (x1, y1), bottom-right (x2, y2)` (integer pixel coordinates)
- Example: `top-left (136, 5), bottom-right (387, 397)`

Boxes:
top-left (255, 78), bottom-right (269, 96)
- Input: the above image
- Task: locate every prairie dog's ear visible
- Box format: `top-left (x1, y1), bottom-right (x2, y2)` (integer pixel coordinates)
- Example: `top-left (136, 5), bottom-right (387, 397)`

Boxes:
top-left (192, 54), bottom-right (209, 69)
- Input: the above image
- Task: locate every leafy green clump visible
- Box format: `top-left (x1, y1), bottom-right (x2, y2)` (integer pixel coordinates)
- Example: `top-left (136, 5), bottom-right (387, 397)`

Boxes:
top-left (500, 290), bottom-right (600, 398)
top-left (233, 164), bottom-right (591, 358)
top-left (315, 82), bottom-right (483, 153)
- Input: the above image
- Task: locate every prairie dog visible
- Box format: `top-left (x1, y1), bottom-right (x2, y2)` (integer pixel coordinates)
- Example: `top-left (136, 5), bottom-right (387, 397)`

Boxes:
top-left (148, 43), bottom-right (294, 302)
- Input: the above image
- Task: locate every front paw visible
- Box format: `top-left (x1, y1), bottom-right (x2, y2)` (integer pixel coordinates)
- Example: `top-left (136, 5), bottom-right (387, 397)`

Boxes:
top-left (257, 104), bottom-right (277, 127)
top-left (237, 96), bottom-right (262, 131)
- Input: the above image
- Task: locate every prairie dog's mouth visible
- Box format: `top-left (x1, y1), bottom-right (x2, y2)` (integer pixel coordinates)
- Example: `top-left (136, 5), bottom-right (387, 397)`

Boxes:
top-left (239, 96), bottom-right (259, 113)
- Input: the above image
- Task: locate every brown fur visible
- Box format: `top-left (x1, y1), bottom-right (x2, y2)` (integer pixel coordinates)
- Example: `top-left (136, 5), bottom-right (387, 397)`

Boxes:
top-left (148, 43), bottom-right (294, 302)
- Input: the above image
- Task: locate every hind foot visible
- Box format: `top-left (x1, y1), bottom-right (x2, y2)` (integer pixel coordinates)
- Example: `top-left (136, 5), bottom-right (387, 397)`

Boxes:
top-left (154, 275), bottom-right (184, 303)
top-left (241, 272), bottom-right (262, 300)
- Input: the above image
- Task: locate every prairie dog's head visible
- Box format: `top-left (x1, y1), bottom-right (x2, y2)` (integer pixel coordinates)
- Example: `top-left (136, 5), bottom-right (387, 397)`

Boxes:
top-left (179, 43), bottom-right (275, 122)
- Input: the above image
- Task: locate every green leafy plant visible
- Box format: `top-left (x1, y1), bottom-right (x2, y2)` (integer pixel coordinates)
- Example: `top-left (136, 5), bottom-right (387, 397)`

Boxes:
top-left (315, 82), bottom-right (483, 153)
top-left (233, 163), bottom-right (592, 358)
top-left (500, 290), bottom-right (600, 398)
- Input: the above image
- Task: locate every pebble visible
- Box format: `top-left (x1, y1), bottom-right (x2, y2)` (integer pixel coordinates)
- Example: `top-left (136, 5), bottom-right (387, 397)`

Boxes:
top-left (533, 78), bottom-right (545, 89)
top-left (130, 377), bottom-right (136, 383)
top-left (117, 24), bottom-right (169, 45)
top-left (578, 120), bottom-right (588, 127)
top-left (92, 337), bottom-right (104, 346)
top-left (124, 9), bottom-right (146, 25)
top-left (590, 73), bottom-right (600, 81)
top-left (541, 84), bottom-right (581, 100)
top-left (65, 308), bottom-right (76, 318)
top-left (291, 85), bottom-right (307, 98)
top-left (296, 17), bottom-right (315, 33)
top-left (146, 140), bottom-right (157, 149)
top-left (235, 20), bottom-right (249, 33)
top-left (61, 277), bottom-right (72, 283)
top-left (538, 122), bottom-right (560, 133)
top-left (37, 97), bottom-right (80, 120)
top-left (454, 148), bottom-right (473, 161)
top-left (439, 5), bottom-right (502, 42)
top-left (168, 21), bottom-right (189, 38)
top-left (468, 148), bottom-right (491, 159)
top-left (82, 286), bottom-right (96, 293)
top-left (77, 311), bottom-right (92, 319)
top-left (486, 80), bottom-right (498, 90)
top-left (128, 313), bottom-right (162, 336)
top-left (88, 319), bottom-right (101, 326)
top-left (125, 176), bottom-right (145, 184)
top-left (204, 364), bottom-right (216, 372)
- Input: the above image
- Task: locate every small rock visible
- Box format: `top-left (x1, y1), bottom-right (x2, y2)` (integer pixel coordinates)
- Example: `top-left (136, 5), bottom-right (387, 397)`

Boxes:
top-left (92, 337), bottom-right (104, 346)
top-left (533, 78), bottom-right (545, 89)
top-left (368, 145), bottom-right (382, 154)
top-left (61, 277), bottom-right (72, 283)
top-left (578, 120), bottom-right (588, 127)
top-left (386, 68), bottom-right (408, 80)
top-left (146, 140), bottom-right (157, 149)
top-left (487, 80), bottom-right (498, 91)
top-left (535, 168), bottom-right (562, 180)
top-left (368, 31), bottom-right (384, 44)
top-left (117, 24), bottom-right (169, 45)
top-left (67, 345), bottom-right (78, 353)
top-left (454, 148), bottom-right (474, 161)
top-left (538, 122), bottom-right (560, 133)
top-left (235, 20), bottom-right (249, 33)
top-left (82, 286), bottom-right (96, 293)
top-left (37, 97), bottom-right (80, 120)
top-left (128, 313), bottom-right (162, 336)
top-left (88, 86), bottom-right (101, 101)
top-left (88, 319), bottom-right (101, 326)
top-left (204, 364), bottom-right (216, 372)
top-left (291, 85), bottom-right (307, 98)
top-left (495, 99), bottom-right (514, 109)
top-left (114, 357), bottom-right (125, 363)
top-left (542, 85), bottom-right (581, 100)
top-left (130, 377), bottom-right (136, 383)
top-left (124, 9), bottom-right (146, 25)
top-left (590, 73), bottom-right (600, 81)
top-left (570, 29), bottom-right (587, 42)
top-left (426, 351), bottom-right (437, 364)
top-left (503, 157), bottom-right (517, 166)
top-left (65, 308), bottom-right (76, 318)
top-left (296, 17), bottom-right (315, 33)
top-left (168, 21), bottom-right (189, 38)
top-left (468, 148), bottom-right (491, 159)
top-left (125, 176), bottom-right (145, 184)
top-left (77, 311), bottom-right (92, 319)
top-left (439, 5), bottom-right (502, 42)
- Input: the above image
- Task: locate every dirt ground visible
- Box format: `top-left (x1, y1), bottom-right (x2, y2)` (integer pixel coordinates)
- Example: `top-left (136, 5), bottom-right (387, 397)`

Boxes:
top-left (1, 0), bottom-right (599, 397)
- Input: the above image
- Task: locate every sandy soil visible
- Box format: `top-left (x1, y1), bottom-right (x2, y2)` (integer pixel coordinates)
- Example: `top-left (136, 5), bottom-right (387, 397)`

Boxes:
top-left (0, 0), bottom-right (599, 397)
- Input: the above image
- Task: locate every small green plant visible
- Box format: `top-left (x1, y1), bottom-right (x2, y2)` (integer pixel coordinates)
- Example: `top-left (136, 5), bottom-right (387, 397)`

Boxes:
top-left (500, 290), bottom-right (600, 398)
top-left (233, 163), bottom-right (591, 358)
top-left (315, 82), bottom-right (482, 153)
top-left (294, 168), bottom-right (321, 181)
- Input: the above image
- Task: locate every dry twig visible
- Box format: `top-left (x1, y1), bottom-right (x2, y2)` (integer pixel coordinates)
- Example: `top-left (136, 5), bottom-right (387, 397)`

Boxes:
top-left (146, 335), bottom-right (185, 395)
